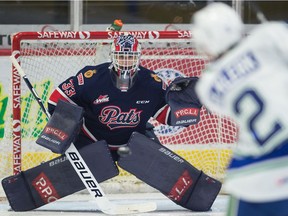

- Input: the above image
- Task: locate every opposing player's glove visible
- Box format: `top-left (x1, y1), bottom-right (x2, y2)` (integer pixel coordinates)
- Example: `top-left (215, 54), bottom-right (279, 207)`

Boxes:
top-left (166, 77), bottom-right (202, 126)
top-left (36, 100), bottom-right (84, 154)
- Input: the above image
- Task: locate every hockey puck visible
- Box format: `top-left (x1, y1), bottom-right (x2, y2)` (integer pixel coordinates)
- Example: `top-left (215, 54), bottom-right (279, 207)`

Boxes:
top-left (117, 146), bottom-right (131, 157)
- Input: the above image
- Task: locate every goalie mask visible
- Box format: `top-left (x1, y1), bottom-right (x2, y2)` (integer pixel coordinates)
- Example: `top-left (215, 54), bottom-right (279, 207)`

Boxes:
top-left (110, 34), bottom-right (141, 92)
top-left (192, 2), bottom-right (243, 58)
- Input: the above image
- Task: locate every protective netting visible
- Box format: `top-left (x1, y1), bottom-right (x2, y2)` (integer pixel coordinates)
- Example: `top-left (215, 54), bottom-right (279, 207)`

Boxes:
top-left (1, 33), bottom-right (238, 194)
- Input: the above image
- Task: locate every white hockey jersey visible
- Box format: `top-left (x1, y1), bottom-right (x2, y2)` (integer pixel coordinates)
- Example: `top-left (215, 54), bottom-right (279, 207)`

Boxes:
top-left (196, 22), bottom-right (288, 202)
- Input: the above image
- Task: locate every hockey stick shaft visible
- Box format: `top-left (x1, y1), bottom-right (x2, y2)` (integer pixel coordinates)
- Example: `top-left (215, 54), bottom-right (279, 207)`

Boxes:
top-left (250, 2), bottom-right (267, 23)
top-left (10, 55), bottom-right (51, 119)
top-left (10, 54), bottom-right (156, 215)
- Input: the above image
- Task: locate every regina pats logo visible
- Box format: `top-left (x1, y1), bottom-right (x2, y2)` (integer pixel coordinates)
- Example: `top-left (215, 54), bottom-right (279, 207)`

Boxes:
top-left (99, 106), bottom-right (142, 129)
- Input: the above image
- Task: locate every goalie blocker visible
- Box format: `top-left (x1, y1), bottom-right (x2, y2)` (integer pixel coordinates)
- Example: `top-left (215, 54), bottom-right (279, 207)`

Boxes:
top-left (36, 99), bottom-right (84, 154)
top-left (118, 132), bottom-right (221, 211)
top-left (166, 77), bottom-right (202, 126)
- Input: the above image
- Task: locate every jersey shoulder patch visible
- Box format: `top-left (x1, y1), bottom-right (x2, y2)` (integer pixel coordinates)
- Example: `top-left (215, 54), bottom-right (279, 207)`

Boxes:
top-left (151, 73), bottom-right (162, 82)
top-left (76, 63), bottom-right (109, 85)
top-left (75, 68), bottom-right (96, 86)
top-left (76, 69), bottom-right (96, 86)
top-left (149, 72), bottom-right (167, 90)
top-left (83, 69), bottom-right (97, 78)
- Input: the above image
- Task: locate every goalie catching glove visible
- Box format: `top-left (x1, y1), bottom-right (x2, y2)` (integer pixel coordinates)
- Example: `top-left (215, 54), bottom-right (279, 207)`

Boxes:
top-left (166, 77), bottom-right (202, 126)
top-left (36, 100), bottom-right (84, 154)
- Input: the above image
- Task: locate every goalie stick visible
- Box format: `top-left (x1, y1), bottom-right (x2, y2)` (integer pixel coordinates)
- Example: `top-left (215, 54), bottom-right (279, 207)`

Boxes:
top-left (10, 52), bottom-right (157, 215)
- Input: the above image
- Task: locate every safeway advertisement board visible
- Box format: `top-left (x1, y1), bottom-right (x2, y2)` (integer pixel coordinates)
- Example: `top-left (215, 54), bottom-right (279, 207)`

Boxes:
top-left (0, 23), bottom-right (190, 50)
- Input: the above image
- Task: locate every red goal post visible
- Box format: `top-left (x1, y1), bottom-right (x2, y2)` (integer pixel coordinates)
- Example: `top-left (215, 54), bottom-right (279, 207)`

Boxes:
top-left (4, 31), bottom-right (237, 191)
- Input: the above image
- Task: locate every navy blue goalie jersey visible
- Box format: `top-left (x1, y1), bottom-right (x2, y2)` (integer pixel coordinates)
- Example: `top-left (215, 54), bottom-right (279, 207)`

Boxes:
top-left (48, 62), bottom-right (169, 148)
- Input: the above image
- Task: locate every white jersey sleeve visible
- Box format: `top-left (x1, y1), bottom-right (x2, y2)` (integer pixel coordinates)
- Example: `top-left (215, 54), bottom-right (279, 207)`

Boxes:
top-left (196, 22), bottom-right (288, 156)
top-left (195, 22), bottom-right (288, 202)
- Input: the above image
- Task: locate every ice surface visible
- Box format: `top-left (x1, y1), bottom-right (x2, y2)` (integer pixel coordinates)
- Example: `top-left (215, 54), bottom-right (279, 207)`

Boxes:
top-left (0, 193), bottom-right (228, 216)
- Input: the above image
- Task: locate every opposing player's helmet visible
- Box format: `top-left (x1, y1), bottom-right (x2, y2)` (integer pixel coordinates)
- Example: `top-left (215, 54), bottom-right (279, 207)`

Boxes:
top-left (110, 34), bottom-right (141, 92)
top-left (192, 2), bottom-right (243, 58)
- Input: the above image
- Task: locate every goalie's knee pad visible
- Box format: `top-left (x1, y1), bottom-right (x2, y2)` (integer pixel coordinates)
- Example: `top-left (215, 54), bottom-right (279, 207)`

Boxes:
top-left (118, 132), bottom-right (221, 211)
top-left (2, 140), bottom-right (119, 211)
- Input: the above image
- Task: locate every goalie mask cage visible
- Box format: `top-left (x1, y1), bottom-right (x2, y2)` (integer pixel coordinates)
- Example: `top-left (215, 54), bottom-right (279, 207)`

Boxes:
top-left (1, 31), bottom-right (237, 194)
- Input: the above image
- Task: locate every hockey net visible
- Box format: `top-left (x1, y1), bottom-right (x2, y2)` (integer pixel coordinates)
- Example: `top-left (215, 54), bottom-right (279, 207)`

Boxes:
top-left (1, 31), bottom-right (237, 194)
